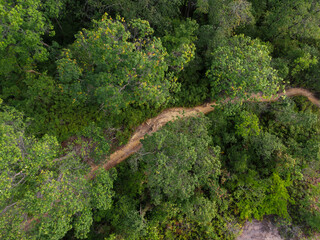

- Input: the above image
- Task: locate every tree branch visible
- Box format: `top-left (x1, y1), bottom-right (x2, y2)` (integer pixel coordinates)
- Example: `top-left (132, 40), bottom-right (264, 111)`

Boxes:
top-left (53, 151), bottom-right (75, 162)
top-left (0, 202), bottom-right (18, 215)
top-left (26, 70), bottom-right (41, 75)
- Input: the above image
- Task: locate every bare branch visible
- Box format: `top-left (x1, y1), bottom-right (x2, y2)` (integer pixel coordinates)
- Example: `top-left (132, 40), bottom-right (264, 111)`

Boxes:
top-left (26, 70), bottom-right (41, 75)
top-left (41, 41), bottom-right (50, 48)
top-left (53, 151), bottom-right (75, 163)
top-left (0, 202), bottom-right (18, 215)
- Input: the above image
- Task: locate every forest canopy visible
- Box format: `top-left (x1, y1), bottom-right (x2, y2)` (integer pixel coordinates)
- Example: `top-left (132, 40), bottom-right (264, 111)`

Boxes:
top-left (0, 0), bottom-right (320, 239)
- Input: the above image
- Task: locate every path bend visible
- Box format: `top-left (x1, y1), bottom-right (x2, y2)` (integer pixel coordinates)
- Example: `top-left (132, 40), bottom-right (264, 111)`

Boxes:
top-left (87, 88), bottom-right (320, 179)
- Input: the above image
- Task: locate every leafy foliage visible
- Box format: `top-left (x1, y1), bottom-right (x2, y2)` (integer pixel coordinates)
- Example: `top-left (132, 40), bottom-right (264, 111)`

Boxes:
top-left (1, 0), bottom-right (320, 239)
top-left (206, 35), bottom-right (282, 99)
top-left (262, 0), bottom-right (320, 42)
top-left (57, 14), bottom-right (194, 114)
top-left (140, 116), bottom-right (221, 204)
top-left (198, 0), bottom-right (254, 43)
top-left (0, 104), bottom-right (115, 240)
top-left (0, 0), bottom-right (49, 74)
top-left (208, 98), bottom-right (320, 224)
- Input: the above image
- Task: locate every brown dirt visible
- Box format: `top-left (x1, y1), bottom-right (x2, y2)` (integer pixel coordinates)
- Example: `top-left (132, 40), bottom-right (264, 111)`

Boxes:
top-left (237, 218), bottom-right (283, 240)
top-left (87, 88), bottom-right (320, 179)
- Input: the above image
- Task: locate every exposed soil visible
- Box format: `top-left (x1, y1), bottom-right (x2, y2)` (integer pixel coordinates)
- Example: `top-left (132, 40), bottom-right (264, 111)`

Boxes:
top-left (237, 218), bottom-right (283, 240)
top-left (87, 88), bottom-right (320, 179)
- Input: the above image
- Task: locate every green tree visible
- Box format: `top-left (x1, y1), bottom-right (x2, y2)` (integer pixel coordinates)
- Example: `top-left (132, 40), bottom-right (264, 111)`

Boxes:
top-left (162, 18), bottom-right (198, 72)
top-left (57, 14), bottom-right (195, 114)
top-left (63, 0), bottom-right (186, 34)
top-left (246, 0), bottom-right (320, 93)
top-left (262, 0), bottom-right (320, 42)
top-left (208, 99), bottom-right (320, 225)
top-left (299, 183), bottom-right (320, 231)
top-left (232, 170), bottom-right (268, 220)
top-left (180, 194), bottom-right (218, 224)
top-left (107, 196), bottom-right (146, 239)
top-left (233, 171), bottom-right (292, 220)
top-left (196, 0), bottom-right (254, 59)
top-left (0, 0), bottom-right (48, 73)
top-left (0, 0), bottom-right (64, 100)
top-left (235, 110), bottom-right (261, 140)
top-left (261, 173), bottom-right (293, 219)
top-left (197, 0), bottom-right (254, 39)
top-left (250, 131), bottom-right (284, 176)
top-left (206, 35), bottom-right (282, 99)
top-left (139, 116), bottom-right (221, 204)
top-left (0, 103), bottom-right (115, 239)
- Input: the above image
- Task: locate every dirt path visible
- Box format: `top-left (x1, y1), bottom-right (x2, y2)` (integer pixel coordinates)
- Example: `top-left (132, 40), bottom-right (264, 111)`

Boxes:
top-left (87, 88), bottom-right (320, 179)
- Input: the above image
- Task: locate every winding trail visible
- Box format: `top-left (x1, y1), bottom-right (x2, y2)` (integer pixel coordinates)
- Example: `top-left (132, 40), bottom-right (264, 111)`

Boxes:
top-left (87, 88), bottom-right (320, 179)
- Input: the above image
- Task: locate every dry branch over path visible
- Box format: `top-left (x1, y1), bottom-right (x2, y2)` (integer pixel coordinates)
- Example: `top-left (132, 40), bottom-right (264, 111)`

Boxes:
top-left (87, 88), bottom-right (320, 179)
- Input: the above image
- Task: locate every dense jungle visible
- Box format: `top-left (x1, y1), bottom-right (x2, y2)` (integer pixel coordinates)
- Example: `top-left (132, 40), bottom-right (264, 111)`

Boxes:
top-left (1, 0), bottom-right (320, 239)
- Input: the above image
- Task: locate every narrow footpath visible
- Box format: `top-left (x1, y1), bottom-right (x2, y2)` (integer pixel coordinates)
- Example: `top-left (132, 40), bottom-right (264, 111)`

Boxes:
top-left (87, 88), bottom-right (320, 179)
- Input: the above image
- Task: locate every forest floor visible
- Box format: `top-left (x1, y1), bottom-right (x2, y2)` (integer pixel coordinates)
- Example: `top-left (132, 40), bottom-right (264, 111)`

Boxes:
top-left (87, 87), bottom-right (320, 179)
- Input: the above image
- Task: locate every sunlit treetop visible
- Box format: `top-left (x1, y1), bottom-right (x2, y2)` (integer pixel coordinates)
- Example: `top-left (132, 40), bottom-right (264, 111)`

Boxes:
top-left (207, 35), bottom-right (282, 100)
top-left (57, 13), bottom-right (194, 113)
